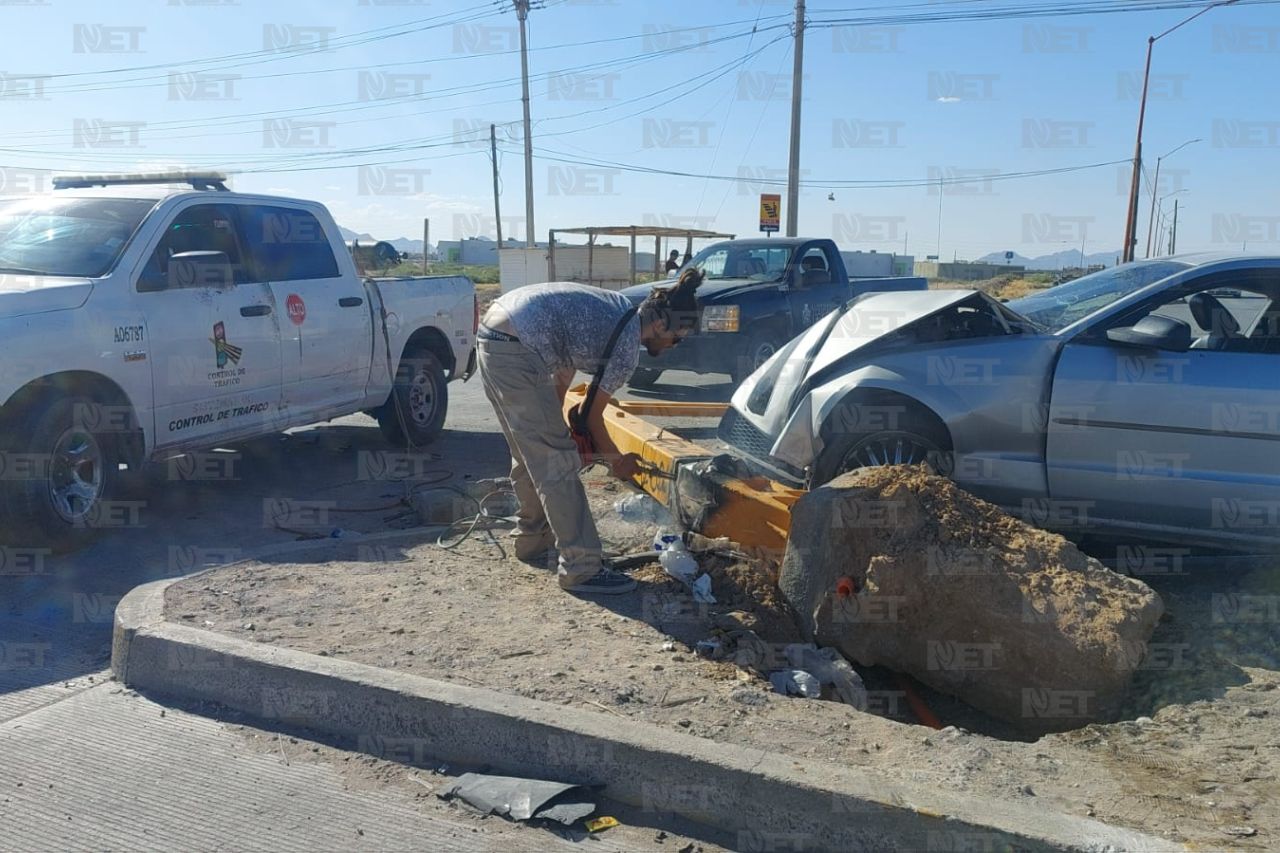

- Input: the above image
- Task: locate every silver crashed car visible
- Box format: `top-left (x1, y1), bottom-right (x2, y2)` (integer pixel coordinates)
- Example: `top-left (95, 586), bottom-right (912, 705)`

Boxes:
top-left (719, 254), bottom-right (1280, 550)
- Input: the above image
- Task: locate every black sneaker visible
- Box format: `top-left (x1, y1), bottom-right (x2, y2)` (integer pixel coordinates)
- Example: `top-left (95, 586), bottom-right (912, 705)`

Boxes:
top-left (561, 568), bottom-right (638, 595)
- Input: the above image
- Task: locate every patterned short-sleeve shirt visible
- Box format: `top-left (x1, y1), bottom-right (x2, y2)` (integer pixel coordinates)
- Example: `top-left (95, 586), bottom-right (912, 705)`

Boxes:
top-left (494, 282), bottom-right (640, 394)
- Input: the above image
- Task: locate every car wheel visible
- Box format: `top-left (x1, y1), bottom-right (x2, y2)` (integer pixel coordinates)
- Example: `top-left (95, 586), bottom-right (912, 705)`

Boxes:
top-left (812, 427), bottom-right (951, 487)
top-left (732, 329), bottom-right (784, 386)
top-left (0, 394), bottom-right (118, 553)
top-left (628, 367), bottom-right (664, 388)
top-left (377, 345), bottom-right (448, 447)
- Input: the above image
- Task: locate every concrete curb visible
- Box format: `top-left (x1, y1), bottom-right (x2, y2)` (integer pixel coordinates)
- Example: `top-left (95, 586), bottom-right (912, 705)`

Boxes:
top-left (114, 570), bottom-right (1180, 852)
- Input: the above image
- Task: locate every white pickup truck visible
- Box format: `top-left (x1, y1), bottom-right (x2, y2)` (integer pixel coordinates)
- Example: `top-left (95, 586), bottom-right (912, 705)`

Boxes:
top-left (0, 172), bottom-right (476, 549)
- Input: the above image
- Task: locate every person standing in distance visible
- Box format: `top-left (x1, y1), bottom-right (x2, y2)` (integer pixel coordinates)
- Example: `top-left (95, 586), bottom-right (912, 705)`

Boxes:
top-left (477, 269), bottom-right (703, 595)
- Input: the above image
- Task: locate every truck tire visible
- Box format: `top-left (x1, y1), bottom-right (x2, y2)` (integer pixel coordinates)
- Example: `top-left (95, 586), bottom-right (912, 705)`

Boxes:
top-left (377, 344), bottom-right (448, 447)
top-left (628, 367), bottom-right (664, 388)
top-left (0, 394), bottom-right (119, 553)
top-left (731, 328), bottom-right (785, 386)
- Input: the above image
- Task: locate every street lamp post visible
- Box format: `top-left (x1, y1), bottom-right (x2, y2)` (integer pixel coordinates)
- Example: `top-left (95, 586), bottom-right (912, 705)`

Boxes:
top-left (1121, 1), bottom-right (1238, 263)
top-left (1152, 188), bottom-right (1188, 255)
top-left (1144, 138), bottom-right (1200, 258)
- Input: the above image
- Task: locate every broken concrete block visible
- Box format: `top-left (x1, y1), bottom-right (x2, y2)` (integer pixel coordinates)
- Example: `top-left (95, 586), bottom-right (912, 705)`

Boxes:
top-left (779, 466), bottom-right (1164, 732)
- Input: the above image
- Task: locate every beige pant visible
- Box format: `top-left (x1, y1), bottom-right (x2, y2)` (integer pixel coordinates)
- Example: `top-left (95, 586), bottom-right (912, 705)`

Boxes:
top-left (477, 337), bottom-right (602, 584)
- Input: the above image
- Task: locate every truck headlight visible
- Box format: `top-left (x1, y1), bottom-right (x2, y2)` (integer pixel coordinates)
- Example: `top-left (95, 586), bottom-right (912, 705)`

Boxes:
top-left (701, 305), bottom-right (740, 333)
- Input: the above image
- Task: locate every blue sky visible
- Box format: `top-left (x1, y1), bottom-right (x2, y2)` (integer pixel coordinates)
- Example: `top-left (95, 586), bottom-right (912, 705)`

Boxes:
top-left (1, 0), bottom-right (1277, 260)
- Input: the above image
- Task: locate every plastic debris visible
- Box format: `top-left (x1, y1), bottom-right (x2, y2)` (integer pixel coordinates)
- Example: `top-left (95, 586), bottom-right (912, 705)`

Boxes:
top-left (783, 643), bottom-right (869, 708)
top-left (769, 669), bottom-right (822, 698)
top-left (691, 573), bottom-right (716, 604)
top-left (614, 493), bottom-right (674, 526)
top-left (694, 638), bottom-right (722, 658)
top-left (659, 547), bottom-right (699, 584)
top-left (654, 532), bottom-right (715, 602)
top-left (652, 528), bottom-right (683, 552)
top-left (439, 773), bottom-right (596, 826)
top-left (585, 816), bottom-right (620, 833)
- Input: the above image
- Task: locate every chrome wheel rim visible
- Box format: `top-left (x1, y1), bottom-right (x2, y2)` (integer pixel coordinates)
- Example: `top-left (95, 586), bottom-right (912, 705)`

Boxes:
top-left (48, 427), bottom-right (104, 524)
top-left (840, 432), bottom-right (939, 473)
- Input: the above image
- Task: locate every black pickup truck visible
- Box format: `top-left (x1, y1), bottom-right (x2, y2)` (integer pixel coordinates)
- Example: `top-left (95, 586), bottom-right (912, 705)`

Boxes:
top-left (620, 237), bottom-right (926, 386)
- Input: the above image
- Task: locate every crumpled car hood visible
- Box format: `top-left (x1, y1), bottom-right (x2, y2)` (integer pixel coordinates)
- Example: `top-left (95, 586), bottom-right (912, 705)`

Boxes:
top-left (0, 275), bottom-right (94, 320)
top-left (731, 288), bottom-right (981, 412)
top-left (728, 288), bottom-right (1032, 467)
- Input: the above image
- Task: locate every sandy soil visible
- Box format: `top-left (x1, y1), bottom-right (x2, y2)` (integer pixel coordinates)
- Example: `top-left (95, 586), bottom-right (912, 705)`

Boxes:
top-left (167, 472), bottom-right (1280, 850)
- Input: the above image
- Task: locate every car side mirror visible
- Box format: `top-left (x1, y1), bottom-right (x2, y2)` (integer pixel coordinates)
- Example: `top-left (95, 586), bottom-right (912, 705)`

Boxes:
top-left (1105, 314), bottom-right (1191, 352)
top-left (168, 250), bottom-right (233, 290)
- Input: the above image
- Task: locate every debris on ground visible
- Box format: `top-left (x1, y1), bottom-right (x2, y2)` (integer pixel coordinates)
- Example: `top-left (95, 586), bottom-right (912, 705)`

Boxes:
top-left (780, 466), bottom-right (1165, 731)
top-left (585, 816), bottom-right (620, 833)
top-left (173, 529), bottom-right (1280, 849)
top-left (769, 669), bottom-right (821, 698)
top-left (439, 772), bottom-right (596, 826)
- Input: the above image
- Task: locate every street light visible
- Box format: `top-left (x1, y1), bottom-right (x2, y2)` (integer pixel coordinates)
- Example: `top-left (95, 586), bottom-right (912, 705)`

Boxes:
top-left (1121, 0), bottom-right (1239, 263)
top-left (1144, 138), bottom-right (1200, 258)
top-left (1155, 196), bottom-right (1188, 256)
top-left (1152, 188), bottom-right (1189, 253)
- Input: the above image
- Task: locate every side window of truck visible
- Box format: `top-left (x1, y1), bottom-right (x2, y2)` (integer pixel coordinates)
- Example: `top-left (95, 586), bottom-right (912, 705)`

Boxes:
top-left (137, 204), bottom-right (251, 291)
top-left (797, 247), bottom-right (833, 287)
top-left (240, 205), bottom-right (340, 282)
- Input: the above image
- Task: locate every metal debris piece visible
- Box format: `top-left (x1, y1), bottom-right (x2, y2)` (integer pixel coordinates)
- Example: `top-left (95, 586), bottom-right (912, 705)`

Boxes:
top-left (440, 772), bottom-right (596, 825)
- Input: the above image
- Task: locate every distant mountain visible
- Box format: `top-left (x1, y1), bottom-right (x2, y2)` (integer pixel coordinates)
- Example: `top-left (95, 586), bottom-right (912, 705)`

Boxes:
top-left (338, 226), bottom-right (426, 255)
top-left (975, 250), bottom-right (1120, 270)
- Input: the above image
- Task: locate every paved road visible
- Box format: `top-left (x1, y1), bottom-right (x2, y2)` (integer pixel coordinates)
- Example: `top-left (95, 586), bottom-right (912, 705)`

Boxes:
top-left (1, 368), bottom-right (730, 847)
top-left (0, 681), bottom-right (718, 851)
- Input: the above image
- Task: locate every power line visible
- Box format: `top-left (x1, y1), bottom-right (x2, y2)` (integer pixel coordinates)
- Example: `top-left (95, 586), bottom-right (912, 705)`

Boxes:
top-left (27, 13), bottom-right (795, 99)
top-left (505, 145), bottom-right (1133, 189)
top-left (2, 26), bottom-right (786, 148)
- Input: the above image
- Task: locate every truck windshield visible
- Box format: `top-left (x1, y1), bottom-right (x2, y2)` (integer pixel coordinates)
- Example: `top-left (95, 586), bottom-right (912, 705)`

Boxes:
top-left (1005, 260), bottom-right (1190, 332)
top-left (691, 244), bottom-right (792, 281)
top-left (0, 196), bottom-right (155, 278)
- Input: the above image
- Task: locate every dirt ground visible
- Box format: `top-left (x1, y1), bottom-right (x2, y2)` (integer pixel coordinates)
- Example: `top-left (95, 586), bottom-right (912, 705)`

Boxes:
top-left (167, 471), bottom-right (1280, 850)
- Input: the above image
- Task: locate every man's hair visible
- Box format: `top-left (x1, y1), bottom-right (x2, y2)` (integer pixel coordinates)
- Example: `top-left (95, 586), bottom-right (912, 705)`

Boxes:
top-left (640, 267), bottom-right (703, 333)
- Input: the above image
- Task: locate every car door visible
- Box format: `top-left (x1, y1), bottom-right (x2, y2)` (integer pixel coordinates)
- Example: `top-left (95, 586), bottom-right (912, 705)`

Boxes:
top-left (1045, 270), bottom-right (1280, 545)
top-left (239, 203), bottom-right (372, 418)
top-left (136, 201), bottom-right (284, 451)
top-left (789, 244), bottom-right (847, 333)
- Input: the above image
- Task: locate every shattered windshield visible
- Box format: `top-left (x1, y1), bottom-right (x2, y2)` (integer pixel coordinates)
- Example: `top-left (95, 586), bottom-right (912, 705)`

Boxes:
top-left (1006, 261), bottom-right (1190, 332)
top-left (0, 196), bottom-right (154, 279)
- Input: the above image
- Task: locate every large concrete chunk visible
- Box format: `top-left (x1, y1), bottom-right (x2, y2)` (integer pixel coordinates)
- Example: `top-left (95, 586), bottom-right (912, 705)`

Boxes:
top-left (779, 467), bottom-right (1165, 731)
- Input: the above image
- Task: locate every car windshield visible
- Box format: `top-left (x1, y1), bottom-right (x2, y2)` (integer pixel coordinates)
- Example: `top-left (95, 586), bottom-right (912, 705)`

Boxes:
top-left (1006, 260), bottom-right (1190, 332)
top-left (0, 196), bottom-right (155, 278)
top-left (691, 243), bottom-right (792, 281)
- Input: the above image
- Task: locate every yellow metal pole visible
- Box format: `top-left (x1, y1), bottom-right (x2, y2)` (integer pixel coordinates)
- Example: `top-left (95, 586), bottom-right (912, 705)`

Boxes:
top-left (564, 386), bottom-right (803, 562)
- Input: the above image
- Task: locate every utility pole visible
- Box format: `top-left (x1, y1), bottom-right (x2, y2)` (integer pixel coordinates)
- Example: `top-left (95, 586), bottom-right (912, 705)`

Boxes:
top-left (784, 0), bottom-right (805, 237)
top-left (422, 218), bottom-right (429, 274)
top-left (1169, 199), bottom-right (1179, 255)
top-left (1122, 1), bottom-right (1238, 263)
top-left (935, 176), bottom-right (943, 259)
top-left (1144, 138), bottom-right (1200, 258)
top-left (490, 124), bottom-right (504, 249)
top-left (1120, 36), bottom-right (1153, 264)
top-left (514, 0), bottom-right (536, 248)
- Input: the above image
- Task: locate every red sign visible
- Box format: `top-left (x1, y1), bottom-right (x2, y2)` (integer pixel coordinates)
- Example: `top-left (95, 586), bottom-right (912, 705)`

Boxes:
top-left (286, 293), bottom-right (306, 326)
